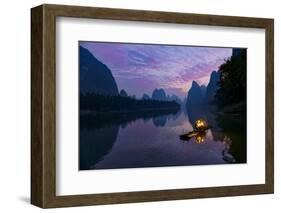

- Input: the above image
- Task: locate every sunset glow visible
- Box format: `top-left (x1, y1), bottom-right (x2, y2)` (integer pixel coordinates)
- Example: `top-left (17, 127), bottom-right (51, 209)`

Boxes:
top-left (80, 42), bottom-right (232, 99)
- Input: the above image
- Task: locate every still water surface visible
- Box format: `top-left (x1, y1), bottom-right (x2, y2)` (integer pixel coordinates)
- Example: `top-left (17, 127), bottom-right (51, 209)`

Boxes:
top-left (79, 107), bottom-right (246, 170)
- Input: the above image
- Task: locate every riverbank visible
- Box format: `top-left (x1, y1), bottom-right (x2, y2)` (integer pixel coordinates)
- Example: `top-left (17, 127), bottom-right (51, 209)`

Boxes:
top-left (216, 101), bottom-right (246, 117)
top-left (80, 106), bottom-right (181, 115)
top-left (80, 93), bottom-right (181, 113)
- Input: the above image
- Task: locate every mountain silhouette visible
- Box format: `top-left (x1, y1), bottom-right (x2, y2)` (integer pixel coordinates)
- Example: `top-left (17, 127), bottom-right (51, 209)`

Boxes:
top-left (119, 89), bottom-right (128, 97)
top-left (142, 93), bottom-right (150, 100)
top-left (152, 88), bottom-right (166, 101)
top-left (200, 85), bottom-right (207, 95)
top-left (79, 46), bottom-right (119, 95)
top-left (206, 71), bottom-right (220, 103)
top-left (186, 81), bottom-right (205, 108)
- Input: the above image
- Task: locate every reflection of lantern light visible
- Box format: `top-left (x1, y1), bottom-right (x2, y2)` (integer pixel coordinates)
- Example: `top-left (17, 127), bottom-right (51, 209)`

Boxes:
top-left (195, 131), bottom-right (206, 144)
top-left (196, 136), bottom-right (203, 143)
top-left (194, 119), bottom-right (208, 131)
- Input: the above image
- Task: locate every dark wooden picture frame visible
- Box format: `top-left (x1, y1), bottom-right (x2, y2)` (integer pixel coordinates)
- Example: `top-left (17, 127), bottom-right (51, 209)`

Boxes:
top-left (31, 4), bottom-right (274, 208)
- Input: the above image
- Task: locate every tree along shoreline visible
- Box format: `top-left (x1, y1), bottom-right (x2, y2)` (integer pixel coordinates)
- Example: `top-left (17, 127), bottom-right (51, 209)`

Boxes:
top-left (80, 93), bottom-right (181, 113)
top-left (215, 50), bottom-right (246, 114)
top-left (80, 106), bottom-right (180, 116)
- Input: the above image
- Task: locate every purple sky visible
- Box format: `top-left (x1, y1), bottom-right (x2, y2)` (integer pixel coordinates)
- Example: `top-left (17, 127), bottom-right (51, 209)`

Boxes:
top-left (80, 42), bottom-right (232, 99)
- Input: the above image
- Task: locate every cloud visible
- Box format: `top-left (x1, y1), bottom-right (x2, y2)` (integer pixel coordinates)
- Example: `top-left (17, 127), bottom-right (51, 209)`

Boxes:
top-left (80, 42), bottom-right (232, 99)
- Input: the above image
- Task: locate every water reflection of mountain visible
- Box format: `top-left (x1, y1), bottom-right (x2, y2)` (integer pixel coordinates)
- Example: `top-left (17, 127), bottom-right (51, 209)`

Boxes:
top-left (152, 110), bottom-right (182, 127)
top-left (80, 108), bottom-right (180, 130)
top-left (79, 126), bottom-right (119, 170)
top-left (172, 110), bottom-right (182, 121)
top-left (79, 108), bottom-right (180, 170)
top-left (153, 116), bottom-right (167, 127)
top-left (216, 115), bottom-right (246, 163)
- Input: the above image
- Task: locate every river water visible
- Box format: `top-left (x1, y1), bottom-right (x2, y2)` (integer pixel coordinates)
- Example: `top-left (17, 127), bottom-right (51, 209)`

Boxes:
top-left (79, 107), bottom-right (246, 170)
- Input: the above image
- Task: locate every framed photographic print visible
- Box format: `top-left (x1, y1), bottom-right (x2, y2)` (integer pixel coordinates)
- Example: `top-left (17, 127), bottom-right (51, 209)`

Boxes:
top-left (31, 4), bottom-right (274, 208)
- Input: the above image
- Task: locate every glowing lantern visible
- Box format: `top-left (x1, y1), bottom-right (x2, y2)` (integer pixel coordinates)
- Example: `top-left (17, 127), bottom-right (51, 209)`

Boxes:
top-left (194, 119), bottom-right (208, 131)
top-left (179, 119), bottom-right (209, 143)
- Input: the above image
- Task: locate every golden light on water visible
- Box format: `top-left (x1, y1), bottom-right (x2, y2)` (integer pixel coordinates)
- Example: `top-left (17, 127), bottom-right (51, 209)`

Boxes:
top-left (195, 136), bottom-right (204, 143)
top-left (195, 131), bottom-right (206, 144)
